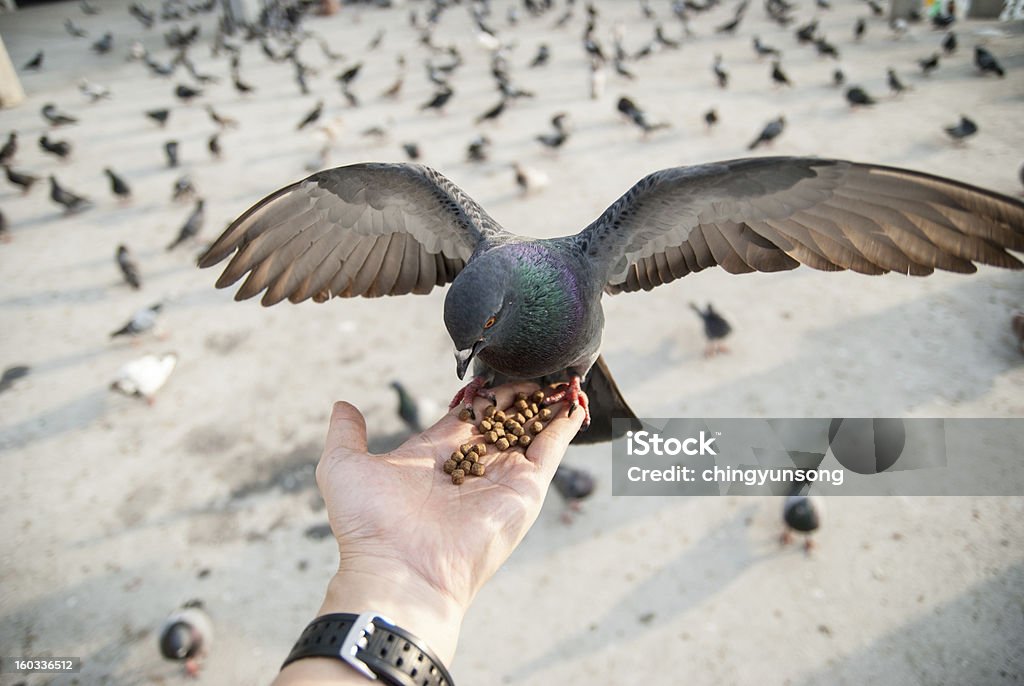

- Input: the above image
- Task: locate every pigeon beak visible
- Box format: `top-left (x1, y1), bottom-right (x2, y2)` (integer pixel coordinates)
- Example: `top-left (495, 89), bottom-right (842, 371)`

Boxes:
top-left (455, 340), bottom-right (484, 380)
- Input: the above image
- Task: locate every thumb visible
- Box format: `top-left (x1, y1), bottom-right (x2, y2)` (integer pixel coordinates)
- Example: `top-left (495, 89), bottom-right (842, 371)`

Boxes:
top-left (325, 401), bottom-right (368, 454)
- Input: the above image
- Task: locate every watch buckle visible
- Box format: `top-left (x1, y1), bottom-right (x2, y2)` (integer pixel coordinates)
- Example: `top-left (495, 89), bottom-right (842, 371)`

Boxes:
top-left (339, 611), bottom-right (395, 679)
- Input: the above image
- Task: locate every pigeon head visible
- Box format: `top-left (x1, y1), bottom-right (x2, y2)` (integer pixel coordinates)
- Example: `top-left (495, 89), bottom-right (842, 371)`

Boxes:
top-left (444, 252), bottom-right (515, 379)
top-left (159, 621), bottom-right (196, 660)
top-left (784, 496), bottom-right (820, 533)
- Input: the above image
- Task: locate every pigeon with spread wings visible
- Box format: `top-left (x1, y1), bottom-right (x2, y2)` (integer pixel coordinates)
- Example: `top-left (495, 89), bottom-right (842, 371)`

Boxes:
top-left (199, 159), bottom-right (1024, 441)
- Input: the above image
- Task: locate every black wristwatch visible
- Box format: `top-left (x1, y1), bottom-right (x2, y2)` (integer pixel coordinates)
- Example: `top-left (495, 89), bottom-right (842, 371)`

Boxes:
top-left (281, 612), bottom-right (454, 686)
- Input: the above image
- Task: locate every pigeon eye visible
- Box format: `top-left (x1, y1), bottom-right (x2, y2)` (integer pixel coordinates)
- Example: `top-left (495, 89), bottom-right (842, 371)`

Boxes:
top-left (484, 316), bottom-right (496, 329)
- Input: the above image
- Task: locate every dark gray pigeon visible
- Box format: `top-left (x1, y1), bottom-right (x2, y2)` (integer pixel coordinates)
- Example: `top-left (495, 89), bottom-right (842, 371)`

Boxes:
top-left (0, 365), bottom-right (30, 394)
top-left (552, 464), bottom-right (597, 523)
top-left (782, 476), bottom-right (823, 553)
top-left (167, 199), bottom-right (205, 250)
top-left (23, 51), bottom-right (44, 71)
top-left (974, 46), bottom-right (1004, 77)
top-left (41, 104), bottom-right (77, 127)
top-left (111, 302), bottom-right (162, 338)
top-left (5, 165), bottom-right (39, 193)
top-left (846, 86), bottom-right (876, 107)
top-left (105, 168), bottom-right (131, 200)
top-left (0, 132), bottom-right (16, 164)
top-left (390, 380), bottom-right (424, 433)
top-left (165, 140), bottom-right (179, 167)
top-left (159, 599), bottom-right (212, 678)
top-left (49, 175), bottom-right (91, 213)
top-left (690, 302), bottom-right (732, 356)
top-left (748, 116), bottom-right (785, 149)
top-left (198, 160), bottom-right (1024, 440)
top-left (944, 115), bottom-right (977, 143)
top-left (117, 244), bottom-right (141, 289)
top-left (39, 135), bottom-right (72, 159)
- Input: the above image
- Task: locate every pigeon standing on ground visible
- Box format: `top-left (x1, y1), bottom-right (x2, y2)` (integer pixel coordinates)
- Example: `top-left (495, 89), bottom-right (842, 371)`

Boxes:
top-left (41, 104), bottom-right (78, 127)
top-left (748, 116), bottom-right (786, 149)
top-left (833, 68), bottom-right (845, 87)
top-left (116, 244), bottom-right (141, 289)
top-left (942, 32), bottom-right (957, 55)
top-left (23, 51), bottom-right (44, 71)
top-left (712, 54), bottom-right (729, 88)
top-left (175, 84), bottom-right (202, 101)
top-left (113, 353), bottom-right (178, 403)
top-left (466, 135), bottom-right (491, 163)
top-left (79, 79), bottom-right (111, 102)
top-left (887, 69), bottom-right (907, 95)
top-left (0, 132), bottom-right (16, 164)
top-left (208, 133), bottom-right (222, 159)
top-left (752, 36), bottom-right (780, 57)
top-left (530, 43), bottom-right (550, 67)
top-left (551, 464), bottom-right (597, 523)
top-left (146, 109), bottom-right (170, 127)
top-left (781, 476), bottom-right (823, 553)
top-left (0, 209), bottom-right (8, 242)
top-left (402, 142), bottom-right (421, 161)
top-left (944, 115), bottom-right (977, 143)
top-left (91, 32), bottom-right (113, 54)
top-left (198, 160), bottom-right (1024, 439)
top-left (771, 61), bottom-right (792, 87)
top-left (49, 176), bottom-right (91, 213)
top-left (846, 86), bottom-right (876, 107)
top-left (165, 140), bottom-right (179, 167)
top-left (918, 53), bottom-right (940, 75)
top-left (617, 96), bottom-right (670, 136)
top-left (704, 108), bottom-right (718, 131)
top-left (4, 165), bottom-right (39, 193)
top-left (854, 17), bottom-right (865, 40)
top-left (105, 168), bottom-right (131, 201)
top-left (536, 113), bottom-right (570, 151)
top-left (420, 86), bottom-right (454, 113)
top-left (111, 302), bottom-right (163, 338)
top-left (0, 365), bottom-right (30, 393)
top-left (167, 199), bottom-right (205, 250)
top-left (39, 135), bottom-right (72, 160)
top-left (974, 46), bottom-right (1005, 77)
top-left (297, 100), bottom-right (323, 130)
top-left (690, 302), bottom-right (732, 356)
top-left (172, 175), bottom-right (196, 201)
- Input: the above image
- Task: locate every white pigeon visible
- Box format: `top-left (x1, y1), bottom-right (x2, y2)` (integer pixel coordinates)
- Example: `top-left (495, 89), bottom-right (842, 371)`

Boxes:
top-left (110, 353), bottom-right (177, 403)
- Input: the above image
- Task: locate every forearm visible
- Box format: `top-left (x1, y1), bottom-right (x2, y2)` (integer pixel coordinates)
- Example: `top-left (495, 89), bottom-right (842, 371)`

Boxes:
top-left (273, 569), bottom-right (466, 685)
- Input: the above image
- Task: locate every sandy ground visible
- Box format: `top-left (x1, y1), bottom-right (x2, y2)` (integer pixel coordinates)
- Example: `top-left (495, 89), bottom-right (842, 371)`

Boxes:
top-left (1, 0), bottom-right (1023, 684)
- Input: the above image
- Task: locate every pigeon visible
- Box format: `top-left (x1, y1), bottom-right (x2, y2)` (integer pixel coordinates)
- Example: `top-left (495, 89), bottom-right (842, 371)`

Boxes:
top-left (297, 100), bottom-right (323, 130)
top-left (771, 61), bottom-right (792, 87)
top-left (704, 108), bottom-right (718, 131)
top-left (814, 38), bottom-right (839, 59)
top-left (167, 199), bottom-right (205, 250)
top-left (475, 98), bottom-right (508, 125)
top-left (129, 2), bottom-right (155, 28)
top-left (617, 96), bottom-right (670, 135)
top-left (4, 165), bottom-right (38, 193)
top-left (944, 115), bottom-right (977, 143)
top-left (146, 109), bottom-right (170, 127)
top-left (795, 20), bottom-right (818, 43)
top-left (918, 53), bottom-right (939, 75)
top-left (974, 46), bottom-right (1004, 78)
top-left (655, 23), bottom-right (681, 48)
top-left (942, 32), bottom-right (957, 55)
top-left (551, 464), bottom-right (597, 523)
top-left (104, 168), bottom-right (132, 200)
top-left (854, 17), bottom-right (865, 40)
top-left (65, 19), bottom-right (89, 38)
top-left (80, 0), bottom-right (99, 13)
top-left (233, 74), bottom-right (256, 95)
top-left (111, 302), bottom-right (163, 338)
top-left (112, 352), bottom-right (178, 404)
top-left (420, 87), bottom-right (454, 112)
top-left (390, 380), bottom-right (428, 433)
top-left (887, 68), bottom-right (907, 95)
top-left (39, 135), bottom-right (72, 160)
top-left (752, 36), bottom-right (780, 58)
top-left (536, 113), bottom-right (570, 151)
top-left (781, 476), bottom-right (823, 553)
top-left (78, 79), bottom-right (111, 102)
top-left (41, 104), bottom-right (78, 127)
top-left (402, 142), bottom-right (421, 161)
top-left (465, 134), bottom-right (491, 163)
top-left (0, 365), bottom-right (30, 393)
top-left (208, 133), bottom-right (221, 159)
top-left (748, 116), bottom-right (786, 149)
top-left (712, 54), bottom-right (728, 88)
top-left (0, 132), bottom-right (15, 164)
top-left (165, 140), bottom-right (179, 167)
top-left (866, 0), bottom-right (883, 16)
top-left (846, 86), bottom-right (876, 107)
top-left (92, 32), bottom-right (113, 54)
top-left (1012, 312), bottom-right (1024, 355)
top-left (0, 209), bottom-right (8, 242)
top-left (833, 68), bottom-right (845, 87)
top-left (174, 84), bottom-right (203, 101)
top-left (49, 176), bottom-right (91, 213)
top-left (513, 162), bottom-right (549, 195)
top-left (23, 51), bottom-right (44, 71)
top-left (205, 105), bottom-right (238, 129)
top-left (172, 175), bottom-right (196, 201)
top-left (197, 160), bottom-right (1024, 438)
top-left (690, 302), bottom-right (732, 356)
top-left (530, 44), bottom-right (550, 68)
top-left (117, 244), bottom-right (142, 289)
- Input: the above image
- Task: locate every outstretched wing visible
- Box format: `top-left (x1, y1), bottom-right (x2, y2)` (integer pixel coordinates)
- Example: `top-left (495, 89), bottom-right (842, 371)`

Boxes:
top-left (574, 157), bottom-right (1024, 294)
top-left (198, 163), bottom-right (508, 305)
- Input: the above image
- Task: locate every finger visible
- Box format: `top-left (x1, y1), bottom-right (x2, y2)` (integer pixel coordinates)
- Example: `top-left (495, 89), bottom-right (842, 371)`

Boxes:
top-left (525, 391), bottom-right (586, 479)
top-left (325, 401), bottom-right (368, 454)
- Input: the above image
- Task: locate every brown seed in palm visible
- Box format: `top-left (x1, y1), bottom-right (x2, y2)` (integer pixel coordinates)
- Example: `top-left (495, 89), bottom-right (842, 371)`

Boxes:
top-left (452, 469), bottom-right (466, 485)
top-left (511, 425), bottom-right (525, 437)
top-left (518, 434), bottom-right (532, 447)
top-left (496, 437), bottom-right (510, 451)
top-left (482, 405), bottom-right (496, 418)
top-left (494, 410), bottom-right (507, 422)
top-left (485, 430), bottom-right (498, 443)
top-left (480, 419), bottom-right (493, 432)
top-left (539, 408), bottom-right (553, 421)
top-left (451, 451), bottom-right (463, 462)
top-left (515, 399), bottom-right (529, 411)
top-left (516, 392), bottom-right (528, 402)
top-left (504, 419), bottom-right (518, 431)
top-left (460, 443), bottom-right (474, 456)
top-left (443, 459), bottom-right (457, 474)
top-left (523, 408), bottom-right (534, 419)
top-left (460, 408), bottom-right (474, 422)
top-left (515, 412), bottom-right (527, 424)
top-left (495, 424), bottom-right (505, 436)
top-left (470, 463), bottom-right (485, 477)
top-left (506, 434), bottom-right (518, 447)
top-left (529, 421), bottom-right (543, 434)
top-left (474, 444), bottom-right (487, 456)
top-left (531, 390), bottom-right (545, 404)
top-left (530, 403), bottom-right (539, 414)
top-left (459, 459), bottom-right (472, 472)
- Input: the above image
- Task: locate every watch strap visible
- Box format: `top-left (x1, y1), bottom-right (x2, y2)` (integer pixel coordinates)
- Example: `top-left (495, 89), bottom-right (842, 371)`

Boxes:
top-left (282, 612), bottom-right (454, 686)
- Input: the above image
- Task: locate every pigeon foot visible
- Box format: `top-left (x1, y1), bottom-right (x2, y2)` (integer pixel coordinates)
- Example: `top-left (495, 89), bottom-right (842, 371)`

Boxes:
top-left (448, 375), bottom-right (493, 416)
top-left (544, 375), bottom-right (591, 430)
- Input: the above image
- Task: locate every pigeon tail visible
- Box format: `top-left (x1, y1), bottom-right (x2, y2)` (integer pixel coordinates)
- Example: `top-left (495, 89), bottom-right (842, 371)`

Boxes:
top-left (570, 355), bottom-right (640, 445)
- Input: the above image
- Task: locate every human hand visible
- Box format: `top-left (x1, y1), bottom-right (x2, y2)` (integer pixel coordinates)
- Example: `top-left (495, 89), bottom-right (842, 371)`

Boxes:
top-left (311, 381), bottom-right (586, 664)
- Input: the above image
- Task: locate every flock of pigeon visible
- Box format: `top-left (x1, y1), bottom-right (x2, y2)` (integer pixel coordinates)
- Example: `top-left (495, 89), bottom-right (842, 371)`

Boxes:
top-left (2, 0), bottom-right (1022, 677)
